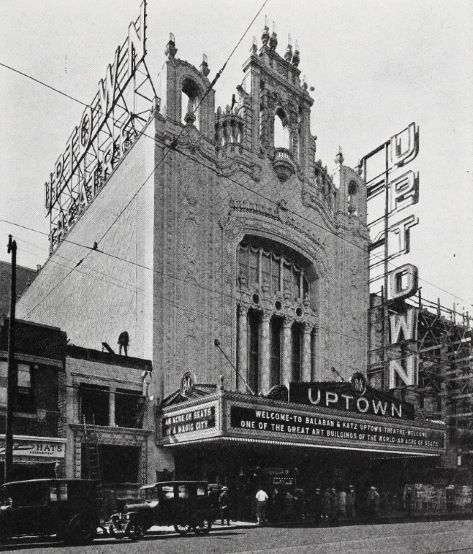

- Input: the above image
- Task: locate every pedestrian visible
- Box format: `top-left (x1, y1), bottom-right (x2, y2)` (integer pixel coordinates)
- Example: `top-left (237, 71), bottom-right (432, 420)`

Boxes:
top-left (367, 486), bottom-right (380, 520)
top-left (404, 485), bottom-right (413, 517)
top-left (321, 488), bottom-right (331, 525)
top-left (338, 488), bottom-right (347, 517)
top-left (272, 488), bottom-right (284, 522)
top-left (219, 486), bottom-right (230, 526)
top-left (330, 488), bottom-right (338, 525)
top-left (284, 490), bottom-right (295, 520)
top-left (255, 487), bottom-right (269, 524)
top-left (346, 485), bottom-right (356, 518)
top-left (313, 488), bottom-right (322, 524)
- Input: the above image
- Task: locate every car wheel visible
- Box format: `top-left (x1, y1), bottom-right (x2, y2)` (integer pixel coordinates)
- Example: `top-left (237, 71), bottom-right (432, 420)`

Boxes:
top-left (193, 515), bottom-right (212, 536)
top-left (63, 514), bottom-right (95, 545)
top-left (174, 523), bottom-right (192, 536)
top-left (125, 520), bottom-right (144, 541)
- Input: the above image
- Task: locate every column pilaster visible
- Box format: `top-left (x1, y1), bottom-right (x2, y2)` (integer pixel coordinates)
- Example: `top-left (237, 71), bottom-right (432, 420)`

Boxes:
top-left (301, 324), bottom-right (312, 382)
top-left (109, 386), bottom-right (116, 426)
top-left (311, 326), bottom-right (318, 380)
top-left (258, 312), bottom-right (271, 395)
top-left (281, 317), bottom-right (293, 388)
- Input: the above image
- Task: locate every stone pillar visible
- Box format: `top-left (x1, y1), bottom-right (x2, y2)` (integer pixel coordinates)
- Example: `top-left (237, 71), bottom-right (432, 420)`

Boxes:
top-left (258, 312), bottom-right (270, 394)
top-left (301, 324), bottom-right (312, 382)
top-left (109, 386), bottom-right (116, 426)
top-left (311, 327), bottom-right (317, 381)
top-left (237, 305), bottom-right (248, 393)
top-left (281, 318), bottom-right (293, 388)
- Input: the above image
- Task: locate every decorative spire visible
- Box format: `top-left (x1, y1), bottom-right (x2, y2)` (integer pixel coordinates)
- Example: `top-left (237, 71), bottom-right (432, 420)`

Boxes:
top-left (165, 32), bottom-right (177, 59)
top-left (200, 53), bottom-right (210, 77)
top-left (269, 20), bottom-right (278, 50)
top-left (261, 17), bottom-right (270, 46)
top-left (251, 35), bottom-right (258, 54)
top-left (335, 146), bottom-right (344, 165)
top-left (284, 34), bottom-right (292, 62)
top-left (292, 40), bottom-right (300, 67)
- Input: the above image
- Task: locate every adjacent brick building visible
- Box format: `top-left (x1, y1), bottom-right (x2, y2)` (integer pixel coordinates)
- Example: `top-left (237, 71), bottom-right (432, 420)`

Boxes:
top-left (0, 318), bottom-right (67, 481)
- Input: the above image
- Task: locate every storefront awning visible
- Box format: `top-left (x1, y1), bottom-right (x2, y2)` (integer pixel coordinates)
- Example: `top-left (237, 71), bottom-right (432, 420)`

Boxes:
top-left (158, 390), bottom-right (445, 458)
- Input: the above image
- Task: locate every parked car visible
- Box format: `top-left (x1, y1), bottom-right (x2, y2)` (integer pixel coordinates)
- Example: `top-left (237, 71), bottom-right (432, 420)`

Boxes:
top-left (123, 481), bottom-right (214, 537)
top-left (0, 478), bottom-right (99, 544)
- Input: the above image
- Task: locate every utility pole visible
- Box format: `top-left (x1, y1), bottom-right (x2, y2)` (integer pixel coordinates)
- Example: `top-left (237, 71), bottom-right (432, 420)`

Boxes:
top-left (4, 235), bottom-right (17, 483)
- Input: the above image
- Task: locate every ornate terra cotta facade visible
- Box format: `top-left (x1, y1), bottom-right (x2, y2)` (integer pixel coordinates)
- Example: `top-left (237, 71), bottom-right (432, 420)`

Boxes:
top-left (17, 25), bottom-right (371, 477)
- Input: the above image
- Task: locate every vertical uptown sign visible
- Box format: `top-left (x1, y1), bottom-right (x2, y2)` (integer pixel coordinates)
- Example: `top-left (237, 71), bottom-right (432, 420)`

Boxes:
top-left (362, 123), bottom-right (420, 389)
top-left (43, 1), bottom-right (156, 252)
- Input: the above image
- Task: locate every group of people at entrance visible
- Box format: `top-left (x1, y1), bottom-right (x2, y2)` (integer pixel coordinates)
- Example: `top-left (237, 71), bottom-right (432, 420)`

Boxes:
top-left (217, 484), bottom-right (380, 526)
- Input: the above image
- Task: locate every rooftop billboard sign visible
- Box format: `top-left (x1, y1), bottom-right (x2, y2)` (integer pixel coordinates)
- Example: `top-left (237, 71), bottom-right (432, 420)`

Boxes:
top-left (43, 1), bottom-right (155, 252)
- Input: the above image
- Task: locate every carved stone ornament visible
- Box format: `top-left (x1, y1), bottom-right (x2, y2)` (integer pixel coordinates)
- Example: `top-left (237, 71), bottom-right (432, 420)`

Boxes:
top-left (219, 210), bottom-right (244, 240)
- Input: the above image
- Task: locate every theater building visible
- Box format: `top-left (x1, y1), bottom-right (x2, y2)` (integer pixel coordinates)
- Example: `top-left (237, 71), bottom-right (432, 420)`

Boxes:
top-left (15, 8), bottom-right (446, 503)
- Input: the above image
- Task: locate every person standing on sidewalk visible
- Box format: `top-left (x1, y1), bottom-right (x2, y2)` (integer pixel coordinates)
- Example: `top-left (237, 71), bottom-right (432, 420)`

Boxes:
top-left (346, 485), bottom-right (356, 519)
top-left (219, 486), bottom-right (230, 526)
top-left (255, 487), bottom-right (269, 525)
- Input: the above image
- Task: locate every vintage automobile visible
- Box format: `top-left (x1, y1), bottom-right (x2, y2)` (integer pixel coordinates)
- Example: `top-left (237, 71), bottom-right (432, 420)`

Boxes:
top-left (0, 478), bottom-right (99, 544)
top-left (123, 480), bottom-right (215, 537)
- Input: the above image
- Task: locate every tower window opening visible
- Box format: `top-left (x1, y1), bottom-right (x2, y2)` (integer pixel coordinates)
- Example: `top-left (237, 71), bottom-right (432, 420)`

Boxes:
top-left (348, 180), bottom-right (358, 215)
top-left (274, 108), bottom-right (290, 150)
top-left (181, 78), bottom-right (200, 129)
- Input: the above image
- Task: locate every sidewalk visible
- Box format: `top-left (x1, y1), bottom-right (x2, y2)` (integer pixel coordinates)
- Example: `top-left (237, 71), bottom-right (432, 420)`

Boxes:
top-left (146, 511), bottom-right (472, 535)
top-left (148, 521), bottom-right (258, 535)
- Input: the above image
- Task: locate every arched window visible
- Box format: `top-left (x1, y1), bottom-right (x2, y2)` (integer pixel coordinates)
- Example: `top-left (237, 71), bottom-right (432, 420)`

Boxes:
top-left (348, 180), bottom-right (358, 215)
top-left (181, 78), bottom-right (200, 129)
top-left (274, 108), bottom-right (290, 150)
top-left (238, 237), bottom-right (313, 303)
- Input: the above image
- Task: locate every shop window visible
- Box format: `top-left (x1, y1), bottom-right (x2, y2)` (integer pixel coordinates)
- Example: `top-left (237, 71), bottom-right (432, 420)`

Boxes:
top-left (16, 363), bottom-right (34, 413)
top-left (196, 485), bottom-right (206, 496)
top-left (83, 444), bottom-right (140, 484)
top-left (79, 384), bottom-right (109, 426)
top-left (115, 388), bottom-right (144, 429)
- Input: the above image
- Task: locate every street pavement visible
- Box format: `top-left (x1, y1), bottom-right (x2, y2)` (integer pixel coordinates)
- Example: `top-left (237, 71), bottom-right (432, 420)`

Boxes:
top-left (1, 519), bottom-right (473, 553)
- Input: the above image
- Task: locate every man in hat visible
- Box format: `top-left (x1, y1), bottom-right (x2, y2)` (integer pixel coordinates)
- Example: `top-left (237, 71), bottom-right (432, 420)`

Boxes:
top-left (367, 486), bottom-right (380, 520)
top-left (346, 485), bottom-right (356, 519)
top-left (219, 486), bottom-right (231, 526)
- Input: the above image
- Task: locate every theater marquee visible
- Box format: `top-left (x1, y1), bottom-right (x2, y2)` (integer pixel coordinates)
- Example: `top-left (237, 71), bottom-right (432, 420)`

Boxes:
top-left (159, 391), bottom-right (445, 456)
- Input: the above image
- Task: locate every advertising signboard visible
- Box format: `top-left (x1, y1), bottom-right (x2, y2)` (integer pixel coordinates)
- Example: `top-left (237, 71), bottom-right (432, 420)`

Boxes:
top-left (162, 405), bottom-right (216, 437)
top-left (44, 1), bottom-right (156, 252)
top-left (289, 381), bottom-right (414, 420)
top-left (229, 404), bottom-right (444, 454)
top-left (0, 436), bottom-right (66, 459)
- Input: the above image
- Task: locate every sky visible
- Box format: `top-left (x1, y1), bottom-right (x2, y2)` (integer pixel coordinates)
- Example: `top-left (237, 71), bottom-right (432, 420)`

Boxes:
top-left (0, 0), bottom-right (472, 314)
